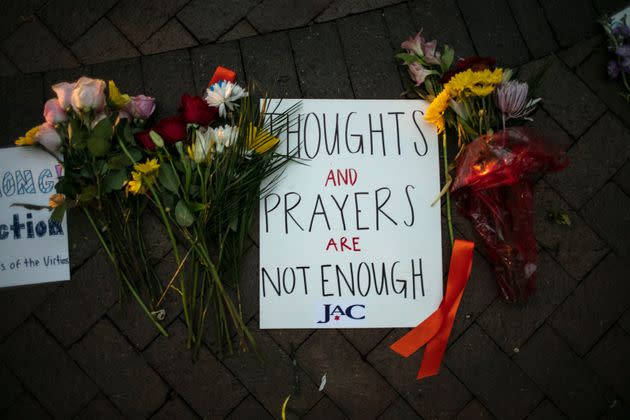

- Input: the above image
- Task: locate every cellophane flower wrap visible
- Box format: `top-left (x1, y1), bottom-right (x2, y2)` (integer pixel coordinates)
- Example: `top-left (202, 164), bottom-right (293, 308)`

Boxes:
top-left (15, 78), bottom-right (166, 332)
top-left (398, 32), bottom-right (567, 301)
top-left (129, 67), bottom-right (298, 354)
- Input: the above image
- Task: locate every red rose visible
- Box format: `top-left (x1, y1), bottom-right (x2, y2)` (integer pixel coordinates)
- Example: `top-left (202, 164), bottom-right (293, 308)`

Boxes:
top-left (179, 94), bottom-right (216, 126)
top-left (442, 56), bottom-right (497, 83)
top-left (134, 130), bottom-right (155, 151)
top-left (154, 116), bottom-right (187, 144)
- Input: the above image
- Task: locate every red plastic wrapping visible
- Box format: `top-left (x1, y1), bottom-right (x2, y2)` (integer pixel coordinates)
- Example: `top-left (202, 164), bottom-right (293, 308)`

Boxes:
top-left (451, 127), bottom-right (567, 301)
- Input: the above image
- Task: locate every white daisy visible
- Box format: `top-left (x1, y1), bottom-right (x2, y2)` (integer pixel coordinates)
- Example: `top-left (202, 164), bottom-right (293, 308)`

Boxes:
top-left (211, 125), bottom-right (239, 153)
top-left (205, 81), bottom-right (248, 118)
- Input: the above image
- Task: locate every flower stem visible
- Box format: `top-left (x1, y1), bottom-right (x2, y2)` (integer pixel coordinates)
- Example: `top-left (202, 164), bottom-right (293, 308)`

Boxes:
top-left (83, 207), bottom-right (168, 336)
top-left (442, 132), bottom-right (455, 248)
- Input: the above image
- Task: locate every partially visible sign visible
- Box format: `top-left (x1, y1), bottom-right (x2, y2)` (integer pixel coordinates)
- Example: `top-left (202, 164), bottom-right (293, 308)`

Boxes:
top-left (0, 147), bottom-right (69, 287)
top-left (259, 99), bottom-right (442, 329)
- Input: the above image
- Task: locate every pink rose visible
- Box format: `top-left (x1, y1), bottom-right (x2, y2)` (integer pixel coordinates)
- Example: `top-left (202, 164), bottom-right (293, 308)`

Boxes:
top-left (36, 123), bottom-right (62, 152)
top-left (71, 77), bottom-right (106, 112)
top-left (43, 98), bottom-right (67, 124)
top-left (52, 81), bottom-right (76, 110)
top-left (125, 95), bottom-right (156, 120)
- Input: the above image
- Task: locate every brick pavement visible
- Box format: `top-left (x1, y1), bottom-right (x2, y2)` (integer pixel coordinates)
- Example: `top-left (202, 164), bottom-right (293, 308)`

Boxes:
top-left (1, 0), bottom-right (630, 418)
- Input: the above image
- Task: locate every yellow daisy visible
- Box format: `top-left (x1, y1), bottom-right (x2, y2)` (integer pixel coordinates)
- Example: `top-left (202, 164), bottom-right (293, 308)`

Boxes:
top-left (134, 158), bottom-right (160, 174)
top-left (15, 126), bottom-right (40, 146)
top-left (445, 68), bottom-right (503, 98)
top-left (424, 88), bottom-right (451, 133)
top-left (125, 171), bottom-right (144, 195)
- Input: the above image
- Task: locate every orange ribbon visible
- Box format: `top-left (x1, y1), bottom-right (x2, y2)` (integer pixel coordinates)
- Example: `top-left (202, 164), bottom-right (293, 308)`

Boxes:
top-left (390, 239), bottom-right (475, 379)
top-left (208, 66), bottom-right (237, 87)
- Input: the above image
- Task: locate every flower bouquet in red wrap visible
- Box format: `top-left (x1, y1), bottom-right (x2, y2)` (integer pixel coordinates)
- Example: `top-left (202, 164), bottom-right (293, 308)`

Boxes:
top-left (398, 32), bottom-right (567, 300)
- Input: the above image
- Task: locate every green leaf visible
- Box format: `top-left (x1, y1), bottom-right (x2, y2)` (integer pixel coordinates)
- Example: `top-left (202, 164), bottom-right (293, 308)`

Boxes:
top-left (79, 185), bottom-right (97, 202)
top-left (396, 52), bottom-right (421, 65)
top-left (103, 169), bottom-right (128, 192)
top-left (547, 211), bottom-right (571, 226)
top-left (107, 153), bottom-right (133, 170)
top-left (441, 45), bottom-right (455, 72)
top-left (87, 135), bottom-right (110, 157)
top-left (158, 164), bottom-right (179, 193)
top-left (51, 204), bottom-right (66, 222)
top-left (175, 200), bottom-right (194, 227)
top-left (92, 116), bottom-right (113, 140)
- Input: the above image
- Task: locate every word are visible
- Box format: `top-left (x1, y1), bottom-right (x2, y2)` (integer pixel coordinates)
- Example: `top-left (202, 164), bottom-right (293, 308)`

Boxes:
top-left (0, 213), bottom-right (64, 240)
top-left (325, 236), bottom-right (360, 252)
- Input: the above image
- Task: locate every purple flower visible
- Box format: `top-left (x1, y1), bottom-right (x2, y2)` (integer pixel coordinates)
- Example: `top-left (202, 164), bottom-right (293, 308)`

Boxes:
top-left (494, 80), bottom-right (540, 121)
top-left (612, 23), bottom-right (630, 38)
top-left (621, 56), bottom-right (630, 74)
top-left (616, 44), bottom-right (630, 57)
top-left (608, 59), bottom-right (621, 78)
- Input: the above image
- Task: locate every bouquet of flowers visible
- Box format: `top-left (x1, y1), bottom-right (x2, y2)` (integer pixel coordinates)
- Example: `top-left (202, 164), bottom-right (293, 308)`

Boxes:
top-left (601, 12), bottom-right (630, 101)
top-left (14, 77), bottom-right (167, 332)
top-left (129, 67), bottom-right (298, 354)
top-left (398, 32), bottom-right (566, 301)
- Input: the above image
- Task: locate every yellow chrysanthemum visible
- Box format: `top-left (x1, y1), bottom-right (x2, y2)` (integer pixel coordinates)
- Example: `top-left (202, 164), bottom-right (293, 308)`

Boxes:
top-left (134, 158), bottom-right (160, 174)
top-left (108, 80), bottom-right (130, 108)
top-left (15, 126), bottom-right (40, 146)
top-left (445, 68), bottom-right (503, 98)
top-left (424, 88), bottom-right (451, 133)
top-left (247, 125), bottom-right (279, 154)
top-left (48, 193), bottom-right (65, 208)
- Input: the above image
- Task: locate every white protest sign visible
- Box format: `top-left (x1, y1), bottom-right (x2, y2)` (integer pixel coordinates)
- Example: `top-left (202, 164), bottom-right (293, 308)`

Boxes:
top-left (259, 99), bottom-right (442, 329)
top-left (0, 147), bottom-right (69, 287)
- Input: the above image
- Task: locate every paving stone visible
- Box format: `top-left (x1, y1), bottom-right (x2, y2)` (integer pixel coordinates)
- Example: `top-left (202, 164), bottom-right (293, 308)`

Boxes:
top-left (541, 0), bottom-right (599, 48)
top-left (367, 329), bottom-right (471, 419)
top-left (108, 250), bottom-right (182, 349)
top-left (225, 395), bottom-right (273, 420)
top-left (458, 0), bottom-right (530, 67)
top-left (0, 364), bottom-right (23, 412)
top-left (601, 399), bottom-right (630, 420)
top-left (507, 0), bottom-right (558, 58)
top-left (304, 396), bottom-right (347, 419)
top-left (582, 182), bottom-right (630, 260)
top-left (614, 160), bottom-right (630, 196)
top-left (0, 51), bottom-right (19, 77)
top-left (594, 0), bottom-right (629, 15)
top-left (377, 397), bottom-right (418, 420)
top-left (290, 23), bottom-right (354, 98)
top-left (139, 210), bottom-right (172, 263)
top-left (620, 309), bottom-right (630, 335)
top-left (445, 324), bottom-right (542, 420)
top-left (43, 66), bottom-right (90, 95)
top-left (516, 324), bottom-right (613, 419)
top-left (454, 399), bottom-right (494, 419)
top-left (478, 250), bottom-right (575, 354)
top-left (38, 0), bottom-right (117, 44)
top-left (298, 330), bottom-right (397, 418)
top-left (71, 18), bottom-right (139, 65)
top-left (142, 49), bottom-right (196, 120)
top-left (409, 0), bottom-right (476, 58)
top-left (190, 41), bottom-right (244, 94)
top-left (178, 0), bottom-right (259, 44)
top-left (382, 3), bottom-right (418, 87)
top-left (315, 0), bottom-right (400, 22)
top-left (0, 73), bottom-right (43, 147)
top-left (151, 396), bottom-right (199, 420)
top-left (69, 319), bottom-right (169, 416)
top-left (223, 319), bottom-right (321, 416)
top-left (519, 57), bottom-right (606, 139)
top-left (341, 328), bottom-right (390, 355)
top-left (551, 253), bottom-right (630, 355)
top-left (36, 250), bottom-right (118, 347)
top-left (108, 0), bottom-right (189, 46)
top-left (450, 250), bottom-right (497, 343)
top-left (139, 19), bottom-right (198, 55)
top-left (1, 18), bottom-right (78, 73)
top-left (0, 282), bottom-right (59, 341)
top-left (248, 0), bottom-right (332, 33)
top-left (219, 19), bottom-right (258, 42)
top-left (526, 399), bottom-right (566, 419)
top-left (267, 328), bottom-right (314, 355)
top-left (241, 32), bottom-right (302, 97)
top-left (90, 57), bottom-right (144, 94)
top-left (144, 320), bottom-right (247, 418)
top-left (577, 48), bottom-right (630, 130)
top-left (73, 394), bottom-right (124, 420)
top-left (0, 0), bottom-right (47, 40)
top-left (546, 113), bottom-right (630, 208)
top-left (586, 326), bottom-right (630, 405)
top-left (558, 35), bottom-right (605, 69)
top-left (1, 318), bottom-right (98, 418)
top-left (337, 11), bottom-right (402, 98)
top-left (528, 108), bottom-right (574, 152)
top-left (534, 181), bottom-right (608, 279)
top-left (67, 208), bottom-right (101, 270)
top-left (1, 393), bottom-right (52, 420)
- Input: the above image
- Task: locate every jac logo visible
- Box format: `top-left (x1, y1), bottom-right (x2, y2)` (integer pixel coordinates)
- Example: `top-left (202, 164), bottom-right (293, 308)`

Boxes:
top-left (317, 304), bottom-right (366, 324)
